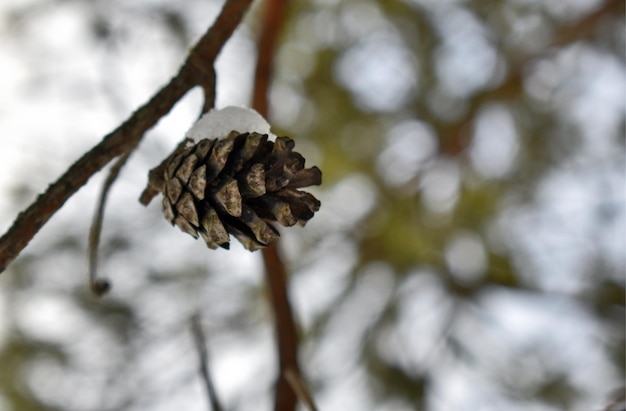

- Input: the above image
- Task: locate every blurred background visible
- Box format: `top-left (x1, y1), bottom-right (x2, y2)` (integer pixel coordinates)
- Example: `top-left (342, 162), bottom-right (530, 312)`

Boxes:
top-left (0, 0), bottom-right (623, 410)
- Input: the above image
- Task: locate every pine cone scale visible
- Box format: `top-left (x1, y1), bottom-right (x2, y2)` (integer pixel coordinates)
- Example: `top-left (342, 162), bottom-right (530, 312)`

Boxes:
top-left (286, 166), bottom-right (322, 189)
top-left (206, 137), bottom-right (235, 181)
top-left (188, 164), bottom-right (207, 200)
top-left (176, 153), bottom-right (198, 184)
top-left (166, 176), bottom-right (183, 204)
top-left (194, 139), bottom-right (214, 160)
top-left (166, 151), bottom-right (185, 179)
top-left (238, 163), bottom-right (266, 198)
top-left (200, 207), bottom-right (230, 249)
top-left (213, 178), bottom-right (243, 217)
top-left (174, 215), bottom-right (198, 238)
top-left (163, 197), bottom-right (175, 223)
top-left (176, 192), bottom-right (200, 226)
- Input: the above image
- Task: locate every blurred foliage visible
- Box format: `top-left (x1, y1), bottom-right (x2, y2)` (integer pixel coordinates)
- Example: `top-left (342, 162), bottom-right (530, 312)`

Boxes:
top-left (0, 0), bottom-right (624, 410)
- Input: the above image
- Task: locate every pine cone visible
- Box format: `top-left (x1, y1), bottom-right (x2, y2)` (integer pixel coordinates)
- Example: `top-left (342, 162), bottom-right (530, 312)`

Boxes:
top-left (159, 131), bottom-right (321, 251)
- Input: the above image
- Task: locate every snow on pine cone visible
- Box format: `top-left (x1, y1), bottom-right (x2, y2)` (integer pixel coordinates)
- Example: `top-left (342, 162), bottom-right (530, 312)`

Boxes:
top-left (161, 131), bottom-right (321, 251)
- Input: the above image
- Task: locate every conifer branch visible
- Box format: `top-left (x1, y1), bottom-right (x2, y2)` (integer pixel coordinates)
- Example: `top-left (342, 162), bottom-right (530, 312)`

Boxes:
top-left (0, 0), bottom-right (254, 274)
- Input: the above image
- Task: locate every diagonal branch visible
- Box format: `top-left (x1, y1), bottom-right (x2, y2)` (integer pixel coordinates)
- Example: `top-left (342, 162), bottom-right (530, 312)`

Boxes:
top-left (0, 0), bottom-right (254, 274)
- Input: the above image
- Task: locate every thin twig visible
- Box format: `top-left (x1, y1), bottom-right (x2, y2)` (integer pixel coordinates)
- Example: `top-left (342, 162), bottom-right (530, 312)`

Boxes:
top-left (191, 314), bottom-right (223, 411)
top-left (0, 0), bottom-right (254, 274)
top-left (251, 0), bottom-right (303, 410)
top-left (87, 152), bottom-right (132, 296)
top-left (285, 368), bottom-right (318, 411)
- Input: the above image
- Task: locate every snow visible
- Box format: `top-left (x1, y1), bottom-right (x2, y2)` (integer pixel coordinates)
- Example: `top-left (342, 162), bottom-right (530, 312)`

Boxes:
top-left (185, 106), bottom-right (272, 141)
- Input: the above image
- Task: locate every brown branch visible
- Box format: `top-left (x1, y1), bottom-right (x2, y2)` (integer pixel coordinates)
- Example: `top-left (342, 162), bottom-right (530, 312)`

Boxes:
top-left (251, 1), bottom-right (302, 410)
top-left (252, 0), bottom-right (287, 118)
top-left (0, 0), bottom-right (254, 274)
top-left (261, 245), bottom-right (300, 411)
top-left (191, 314), bottom-right (223, 411)
top-left (200, 66), bottom-right (218, 116)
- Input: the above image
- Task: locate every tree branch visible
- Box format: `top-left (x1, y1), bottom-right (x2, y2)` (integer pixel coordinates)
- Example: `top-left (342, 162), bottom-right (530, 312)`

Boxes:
top-left (251, 1), bottom-right (302, 409)
top-left (252, 0), bottom-right (286, 119)
top-left (191, 314), bottom-right (223, 411)
top-left (0, 0), bottom-right (254, 274)
top-left (261, 245), bottom-right (300, 411)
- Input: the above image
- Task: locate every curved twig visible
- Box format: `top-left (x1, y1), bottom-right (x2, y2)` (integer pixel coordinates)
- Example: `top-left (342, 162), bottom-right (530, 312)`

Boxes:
top-left (88, 152), bottom-right (132, 296)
